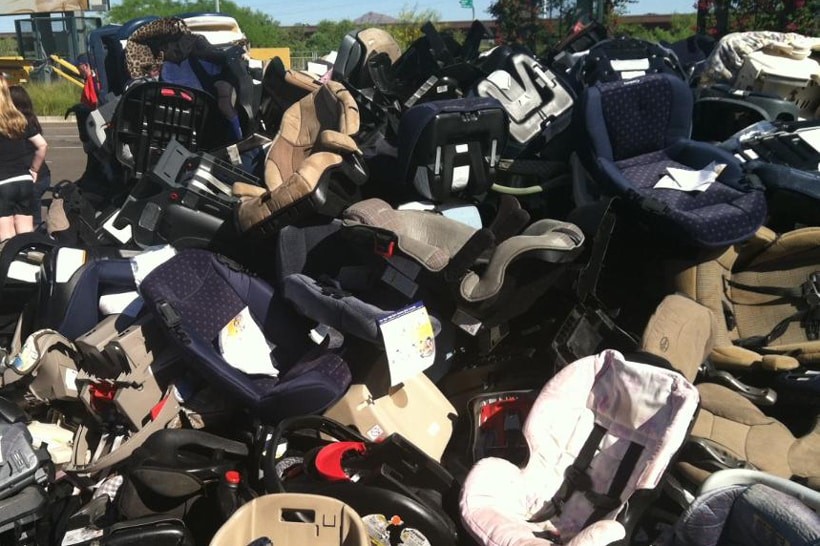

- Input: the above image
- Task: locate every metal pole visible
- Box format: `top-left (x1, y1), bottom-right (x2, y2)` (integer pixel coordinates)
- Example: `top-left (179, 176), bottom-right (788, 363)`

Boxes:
top-left (215, 0), bottom-right (220, 12)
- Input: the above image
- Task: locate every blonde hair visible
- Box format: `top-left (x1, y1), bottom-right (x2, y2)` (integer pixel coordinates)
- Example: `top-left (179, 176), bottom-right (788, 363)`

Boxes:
top-left (0, 80), bottom-right (28, 139)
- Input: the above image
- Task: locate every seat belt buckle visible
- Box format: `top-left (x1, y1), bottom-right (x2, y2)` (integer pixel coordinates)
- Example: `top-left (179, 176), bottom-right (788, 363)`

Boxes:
top-left (373, 232), bottom-right (397, 258)
top-left (803, 272), bottom-right (820, 306)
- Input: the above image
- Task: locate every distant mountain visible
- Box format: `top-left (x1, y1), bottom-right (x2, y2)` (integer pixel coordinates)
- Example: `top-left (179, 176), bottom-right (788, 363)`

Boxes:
top-left (353, 12), bottom-right (398, 24)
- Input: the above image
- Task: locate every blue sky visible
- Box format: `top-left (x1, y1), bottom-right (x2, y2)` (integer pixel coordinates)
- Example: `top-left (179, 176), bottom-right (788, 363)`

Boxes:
top-left (0, 0), bottom-right (695, 33)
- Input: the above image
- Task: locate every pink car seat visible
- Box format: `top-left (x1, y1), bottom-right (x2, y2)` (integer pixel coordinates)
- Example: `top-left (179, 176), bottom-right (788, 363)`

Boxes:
top-left (460, 349), bottom-right (699, 546)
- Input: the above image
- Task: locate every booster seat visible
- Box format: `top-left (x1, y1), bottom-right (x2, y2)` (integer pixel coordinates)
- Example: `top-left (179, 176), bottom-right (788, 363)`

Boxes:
top-left (580, 73), bottom-right (767, 248)
top-left (234, 81), bottom-right (368, 236)
top-left (459, 349), bottom-right (699, 546)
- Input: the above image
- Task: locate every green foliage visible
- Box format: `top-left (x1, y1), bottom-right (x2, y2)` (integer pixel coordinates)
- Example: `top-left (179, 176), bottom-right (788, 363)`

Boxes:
top-left (385, 6), bottom-right (441, 50)
top-left (697, 0), bottom-right (817, 36)
top-left (0, 37), bottom-right (19, 56)
top-left (23, 80), bottom-right (80, 117)
top-left (108, 0), bottom-right (288, 47)
top-left (615, 13), bottom-right (698, 44)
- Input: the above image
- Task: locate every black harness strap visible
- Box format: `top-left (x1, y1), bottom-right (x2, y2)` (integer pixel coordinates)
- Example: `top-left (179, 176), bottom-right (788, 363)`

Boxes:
top-left (528, 424), bottom-right (606, 523)
top-left (727, 274), bottom-right (820, 346)
top-left (581, 440), bottom-right (644, 528)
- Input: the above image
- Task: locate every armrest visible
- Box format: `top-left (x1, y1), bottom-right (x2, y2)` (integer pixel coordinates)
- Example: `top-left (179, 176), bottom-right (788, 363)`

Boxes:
top-left (701, 360), bottom-right (777, 405)
top-left (316, 130), bottom-right (360, 155)
top-left (232, 182), bottom-right (267, 198)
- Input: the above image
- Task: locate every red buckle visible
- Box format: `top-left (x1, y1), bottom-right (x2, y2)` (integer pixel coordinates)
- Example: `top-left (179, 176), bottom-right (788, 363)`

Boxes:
top-left (374, 238), bottom-right (395, 258)
top-left (88, 382), bottom-right (117, 412)
top-left (313, 441), bottom-right (366, 481)
top-left (160, 88), bottom-right (175, 97)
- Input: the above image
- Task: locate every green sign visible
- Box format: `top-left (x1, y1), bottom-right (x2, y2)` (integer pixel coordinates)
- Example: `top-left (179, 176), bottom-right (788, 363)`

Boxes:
top-left (459, 0), bottom-right (473, 8)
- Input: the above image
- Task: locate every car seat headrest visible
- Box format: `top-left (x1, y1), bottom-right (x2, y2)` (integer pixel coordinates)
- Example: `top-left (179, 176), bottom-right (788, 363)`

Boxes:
top-left (640, 294), bottom-right (716, 383)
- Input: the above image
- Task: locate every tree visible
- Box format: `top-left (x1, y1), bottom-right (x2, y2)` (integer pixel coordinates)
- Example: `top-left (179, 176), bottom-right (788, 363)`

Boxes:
top-left (697, 0), bottom-right (817, 37)
top-left (108, 0), bottom-right (289, 47)
top-left (384, 6), bottom-right (441, 50)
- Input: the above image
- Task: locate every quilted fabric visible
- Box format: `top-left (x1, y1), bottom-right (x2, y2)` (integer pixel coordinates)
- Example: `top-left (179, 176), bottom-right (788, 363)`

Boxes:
top-left (139, 249), bottom-right (244, 342)
top-left (599, 77), bottom-right (672, 161)
top-left (583, 74), bottom-right (767, 248)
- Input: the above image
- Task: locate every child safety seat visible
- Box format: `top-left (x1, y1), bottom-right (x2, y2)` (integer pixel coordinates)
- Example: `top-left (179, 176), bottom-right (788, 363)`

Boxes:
top-left (333, 28), bottom-right (402, 90)
top-left (211, 493), bottom-right (369, 546)
top-left (263, 416), bottom-right (460, 546)
top-left (476, 47), bottom-right (574, 148)
top-left (674, 226), bottom-right (820, 372)
top-left (580, 73), bottom-right (767, 248)
top-left (234, 81), bottom-right (368, 236)
top-left (459, 349), bottom-right (699, 546)
top-left (692, 85), bottom-right (798, 142)
top-left (574, 37), bottom-right (686, 89)
top-left (112, 82), bottom-right (230, 181)
top-left (640, 294), bottom-right (820, 490)
top-left (259, 56), bottom-right (321, 134)
top-left (666, 472), bottom-right (820, 546)
top-left (720, 120), bottom-right (820, 230)
top-left (341, 197), bottom-right (585, 328)
top-left (397, 97), bottom-right (507, 202)
top-left (139, 249), bottom-right (352, 420)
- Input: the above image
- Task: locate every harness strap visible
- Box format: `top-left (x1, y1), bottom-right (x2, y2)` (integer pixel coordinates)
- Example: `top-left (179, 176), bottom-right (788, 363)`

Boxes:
top-left (727, 274), bottom-right (820, 346)
top-left (528, 424), bottom-right (606, 523)
top-left (581, 440), bottom-right (643, 528)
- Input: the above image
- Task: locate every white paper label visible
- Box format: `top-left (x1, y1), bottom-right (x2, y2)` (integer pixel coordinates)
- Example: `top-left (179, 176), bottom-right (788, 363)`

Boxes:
top-left (452, 165), bottom-right (470, 191)
top-left (655, 162), bottom-right (726, 193)
top-left (378, 302), bottom-right (435, 387)
top-left (64, 367), bottom-right (78, 394)
top-left (452, 308), bottom-right (482, 336)
top-left (219, 307), bottom-right (278, 377)
top-left (366, 424), bottom-right (385, 440)
top-left (7, 260), bottom-right (39, 283)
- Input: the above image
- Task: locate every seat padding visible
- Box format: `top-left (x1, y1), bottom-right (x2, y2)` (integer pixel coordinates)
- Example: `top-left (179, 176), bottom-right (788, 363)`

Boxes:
top-left (139, 249), bottom-right (351, 418)
top-left (460, 350), bottom-right (698, 546)
top-left (582, 73), bottom-right (766, 248)
top-left (236, 81), bottom-right (361, 232)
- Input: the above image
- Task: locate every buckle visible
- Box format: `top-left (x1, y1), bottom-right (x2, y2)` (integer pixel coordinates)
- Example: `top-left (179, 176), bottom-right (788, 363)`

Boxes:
top-left (803, 272), bottom-right (820, 307)
top-left (157, 301), bottom-right (181, 329)
top-left (373, 232), bottom-right (397, 258)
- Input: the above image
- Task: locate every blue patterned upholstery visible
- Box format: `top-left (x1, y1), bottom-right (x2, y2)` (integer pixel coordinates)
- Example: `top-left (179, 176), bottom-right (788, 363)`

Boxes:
top-left (600, 78), bottom-right (673, 161)
top-left (140, 249), bottom-right (351, 420)
top-left (582, 74), bottom-right (766, 248)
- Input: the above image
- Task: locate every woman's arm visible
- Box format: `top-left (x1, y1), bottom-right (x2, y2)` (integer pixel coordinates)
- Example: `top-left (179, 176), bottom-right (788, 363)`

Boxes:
top-left (28, 133), bottom-right (47, 179)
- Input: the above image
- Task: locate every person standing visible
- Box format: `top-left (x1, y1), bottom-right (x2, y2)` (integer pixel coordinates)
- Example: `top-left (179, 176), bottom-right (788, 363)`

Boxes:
top-left (10, 85), bottom-right (50, 228)
top-left (0, 79), bottom-right (46, 241)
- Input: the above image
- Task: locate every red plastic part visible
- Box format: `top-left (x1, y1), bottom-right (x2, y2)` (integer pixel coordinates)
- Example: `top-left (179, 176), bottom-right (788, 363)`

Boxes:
top-left (224, 470), bottom-right (241, 485)
top-left (314, 442), bottom-right (366, 481)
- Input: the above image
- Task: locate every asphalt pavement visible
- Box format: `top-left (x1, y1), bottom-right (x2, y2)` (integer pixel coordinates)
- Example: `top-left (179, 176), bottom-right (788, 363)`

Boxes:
top-left (41, 119), bottom-right (87, 184)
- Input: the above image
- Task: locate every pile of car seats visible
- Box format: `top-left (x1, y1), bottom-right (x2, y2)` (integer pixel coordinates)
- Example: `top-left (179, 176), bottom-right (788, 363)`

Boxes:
top-left (0, 15), bottom-right (818, 546)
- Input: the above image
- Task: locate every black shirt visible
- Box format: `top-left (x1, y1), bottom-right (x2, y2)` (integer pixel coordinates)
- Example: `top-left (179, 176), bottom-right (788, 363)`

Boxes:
top-left (0, 122), bottom-right (37, 181)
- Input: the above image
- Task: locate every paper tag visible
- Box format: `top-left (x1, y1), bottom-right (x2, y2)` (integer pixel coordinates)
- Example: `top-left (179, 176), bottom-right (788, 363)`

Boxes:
top-left (655, 162), bottom-right (725, 193)
top-left (218, 307), bottom-right (278, 377)
top-left (452, 165), bottom-right (471, 191)
top-left (378, 303), bottom-right (435, 387)
top-left (62, 527), bottom-right (104, 545)
top-left (130, 245), bottom-right (177, 287)
top-left (610, 58), bottom-right (651, 71)
top-left (64, 368), bottom-right (78, 394)
top-left (55, 248), bottom-right (87, 283)
top-left (7, 260), bottom-right (39, 283)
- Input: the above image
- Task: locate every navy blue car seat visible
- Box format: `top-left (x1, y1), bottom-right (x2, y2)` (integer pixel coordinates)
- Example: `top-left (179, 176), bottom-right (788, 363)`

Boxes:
top-left (139, 249), bottom-right (351, 420)
top-left (580, 73), bottom-right (767, 248)
top-left (397, 97), bottom-right (507, 202)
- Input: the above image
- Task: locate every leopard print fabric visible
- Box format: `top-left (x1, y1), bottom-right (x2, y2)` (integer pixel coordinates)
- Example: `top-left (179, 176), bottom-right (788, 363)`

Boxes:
top-left (125, 17), bottom-right (190, 79)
